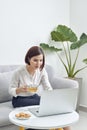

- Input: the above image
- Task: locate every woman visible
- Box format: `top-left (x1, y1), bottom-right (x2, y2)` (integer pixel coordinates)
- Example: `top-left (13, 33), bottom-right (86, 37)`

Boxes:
top-left (9, 45), bottom-right (71, 130)
top-left (9, 46), bottom-right (52, 108)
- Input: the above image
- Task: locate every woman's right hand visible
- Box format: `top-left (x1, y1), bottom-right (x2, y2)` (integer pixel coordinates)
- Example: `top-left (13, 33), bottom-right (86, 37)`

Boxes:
top-left (16, 85), bottom-right (28, 94)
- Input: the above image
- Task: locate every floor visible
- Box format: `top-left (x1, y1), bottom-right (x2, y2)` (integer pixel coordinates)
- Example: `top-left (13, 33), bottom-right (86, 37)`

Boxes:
top-left (71, 111), bottom-right (87, 130)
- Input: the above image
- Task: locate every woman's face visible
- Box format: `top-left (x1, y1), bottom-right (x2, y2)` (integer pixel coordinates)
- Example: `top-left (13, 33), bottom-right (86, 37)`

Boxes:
top-left (29, 54), bottom-right (43, 70)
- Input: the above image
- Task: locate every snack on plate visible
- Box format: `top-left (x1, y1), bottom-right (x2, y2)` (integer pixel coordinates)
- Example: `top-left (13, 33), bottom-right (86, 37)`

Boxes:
top-left (15, 112), bottom-right (31, 118)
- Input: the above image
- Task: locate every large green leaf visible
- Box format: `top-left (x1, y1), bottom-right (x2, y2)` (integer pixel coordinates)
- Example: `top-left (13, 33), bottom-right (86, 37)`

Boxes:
top-left (51, 25), bottom-right (77, 42)
top-left (83, 58), bottom-right (87, 64)
top-left (80, 33), bottom-right (87, 39)
top-left (51, 31), bottom-right (65, 42)
top-left (70, 33), bottom-right (87, 49)
top-left (40, 43), bottom-right (62, 52)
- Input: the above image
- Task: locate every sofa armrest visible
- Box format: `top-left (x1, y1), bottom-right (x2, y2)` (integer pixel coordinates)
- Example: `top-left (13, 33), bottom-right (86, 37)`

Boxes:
top-left (51, 77), bottom-right (78, 89)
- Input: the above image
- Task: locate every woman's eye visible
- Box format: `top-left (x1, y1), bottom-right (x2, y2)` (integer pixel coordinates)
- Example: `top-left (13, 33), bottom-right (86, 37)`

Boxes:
top-left (33, 59), bottom-right (43, 62)
top-left (34, 59), bottom-right (37, 62)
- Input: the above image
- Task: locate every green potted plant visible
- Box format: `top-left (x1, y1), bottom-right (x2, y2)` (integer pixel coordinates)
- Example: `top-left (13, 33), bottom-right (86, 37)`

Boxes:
top-left (40, 24), bottom-right (87, 78)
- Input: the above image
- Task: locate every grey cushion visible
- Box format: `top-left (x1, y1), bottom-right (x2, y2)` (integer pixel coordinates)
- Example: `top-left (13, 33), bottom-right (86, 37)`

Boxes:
top-left (0, 101), bottom-right (14, 127)
top-left (0, 125), bottom-right (19, 130)
top-left (45, 65), bottom-right (54, 84)
top-left (0, 71), bottom-right (14, 103)
top-left (0, 65), bottom-right (20, 73)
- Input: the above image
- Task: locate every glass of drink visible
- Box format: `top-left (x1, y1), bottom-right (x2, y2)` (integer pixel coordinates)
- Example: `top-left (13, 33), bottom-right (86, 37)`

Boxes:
top-left (27, 87), bottom-right (37, 92)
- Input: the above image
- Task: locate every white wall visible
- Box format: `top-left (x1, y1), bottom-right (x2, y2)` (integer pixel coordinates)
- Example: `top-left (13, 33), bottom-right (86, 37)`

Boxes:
top-left (70, 0), bottom-right (87, 107)
top-left (0, 0), bottom-right (70, 65)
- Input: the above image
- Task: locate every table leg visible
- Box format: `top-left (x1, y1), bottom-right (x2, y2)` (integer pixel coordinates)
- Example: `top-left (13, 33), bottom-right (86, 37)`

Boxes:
top-left (19, 126), bottom-right (25, 130)
top-left (50, 128), bottom-right (63, 130)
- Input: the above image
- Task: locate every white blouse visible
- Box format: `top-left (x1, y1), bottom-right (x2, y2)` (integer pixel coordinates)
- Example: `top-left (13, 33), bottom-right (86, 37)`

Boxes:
top-left (9, 66), bottom-right (52, 97)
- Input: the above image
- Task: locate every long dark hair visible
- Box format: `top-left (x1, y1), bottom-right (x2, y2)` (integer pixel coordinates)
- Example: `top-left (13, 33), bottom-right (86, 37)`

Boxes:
top-left (25, 46), bottom-right (45, 70)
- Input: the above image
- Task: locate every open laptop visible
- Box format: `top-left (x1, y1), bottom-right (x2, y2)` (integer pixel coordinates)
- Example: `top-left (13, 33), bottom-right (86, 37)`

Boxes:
top-left (28, 88), bottom-right (78, 117)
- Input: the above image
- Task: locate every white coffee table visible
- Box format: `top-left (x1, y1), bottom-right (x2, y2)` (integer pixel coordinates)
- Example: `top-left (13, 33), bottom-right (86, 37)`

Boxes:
top-left (9, 106), bottom-right (79, 130)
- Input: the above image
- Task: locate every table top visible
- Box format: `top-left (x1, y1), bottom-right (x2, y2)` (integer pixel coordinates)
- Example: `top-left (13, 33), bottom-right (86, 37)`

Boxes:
top-left (9, 106), bottom-right (79, 129)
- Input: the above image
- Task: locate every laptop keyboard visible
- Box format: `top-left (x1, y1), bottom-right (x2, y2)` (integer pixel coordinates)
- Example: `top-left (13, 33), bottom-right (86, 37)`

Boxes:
top-left (28, 106), bottom-right (39, 113)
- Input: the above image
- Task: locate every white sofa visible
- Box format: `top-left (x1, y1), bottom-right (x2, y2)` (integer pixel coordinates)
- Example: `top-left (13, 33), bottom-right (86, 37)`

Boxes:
top-left (0, 65), bottom-right (78, 130)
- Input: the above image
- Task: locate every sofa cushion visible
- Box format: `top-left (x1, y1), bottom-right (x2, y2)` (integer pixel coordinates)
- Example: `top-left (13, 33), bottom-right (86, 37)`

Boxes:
top-left (0, 71), bottom-right (14, 103)
top-left (0, 65), bottom-right (20, 73)
top-left (0, 101), bottom-right (14, 127)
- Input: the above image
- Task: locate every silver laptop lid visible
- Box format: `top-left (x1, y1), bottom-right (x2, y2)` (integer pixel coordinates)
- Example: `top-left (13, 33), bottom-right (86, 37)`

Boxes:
top-left (38, 88), bottom-right (78, 116)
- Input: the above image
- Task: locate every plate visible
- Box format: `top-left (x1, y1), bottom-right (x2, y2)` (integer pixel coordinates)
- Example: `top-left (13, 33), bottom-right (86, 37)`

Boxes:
top-left (16, 117), bottom-right (29, 120)
top-left (15, 112), bottom-right (31, 120)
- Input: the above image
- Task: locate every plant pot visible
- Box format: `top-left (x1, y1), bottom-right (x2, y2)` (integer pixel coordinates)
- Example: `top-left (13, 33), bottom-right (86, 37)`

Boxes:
top-left (65, 77), bottom-right (82, 112)
top-left (73, 77), bottom-right (82, 112)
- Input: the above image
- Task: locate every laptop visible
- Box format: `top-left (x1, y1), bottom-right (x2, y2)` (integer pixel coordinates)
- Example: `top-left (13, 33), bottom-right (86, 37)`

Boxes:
top-left (28, 88), bottom-right (78, 117)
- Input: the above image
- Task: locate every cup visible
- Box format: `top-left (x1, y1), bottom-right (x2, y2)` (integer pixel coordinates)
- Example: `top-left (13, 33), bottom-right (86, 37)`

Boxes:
top-left (27, 87), bottom-right (37, 92)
